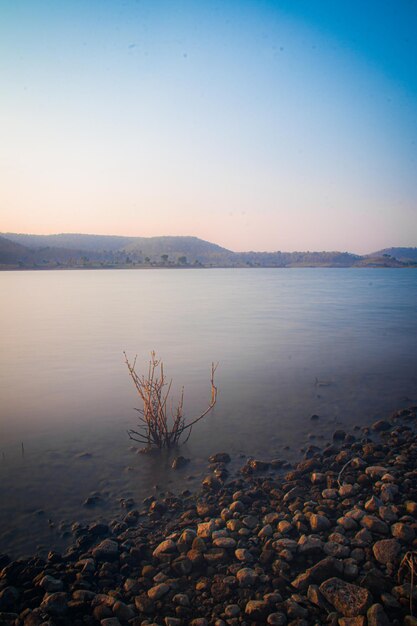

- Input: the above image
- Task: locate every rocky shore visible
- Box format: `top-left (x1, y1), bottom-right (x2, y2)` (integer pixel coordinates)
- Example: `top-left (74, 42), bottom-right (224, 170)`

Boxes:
top-left (1, 407), bottom-right (417, 626)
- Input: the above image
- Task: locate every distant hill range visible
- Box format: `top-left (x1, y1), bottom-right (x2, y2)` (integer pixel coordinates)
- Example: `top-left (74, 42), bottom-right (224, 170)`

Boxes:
top-left (0, 232), bottom-right (416, 269)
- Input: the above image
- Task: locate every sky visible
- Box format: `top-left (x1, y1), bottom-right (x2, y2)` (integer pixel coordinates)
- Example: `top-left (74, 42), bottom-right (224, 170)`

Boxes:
top-left (0, 0), bottom-right (416, 254)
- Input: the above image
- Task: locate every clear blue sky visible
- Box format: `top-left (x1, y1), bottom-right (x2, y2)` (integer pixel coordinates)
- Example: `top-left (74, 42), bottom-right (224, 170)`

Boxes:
top-left (1, 0), bottom-right (416, 253)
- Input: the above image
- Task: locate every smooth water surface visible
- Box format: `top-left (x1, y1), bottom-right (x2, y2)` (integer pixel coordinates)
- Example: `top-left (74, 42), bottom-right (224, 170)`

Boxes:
top-left (1, 268), bottom-right (416, 555)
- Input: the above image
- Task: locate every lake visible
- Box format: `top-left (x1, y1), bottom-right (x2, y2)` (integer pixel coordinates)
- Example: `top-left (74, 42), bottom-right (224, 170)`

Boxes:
top-left (1, 267), bottom-right (416, 557)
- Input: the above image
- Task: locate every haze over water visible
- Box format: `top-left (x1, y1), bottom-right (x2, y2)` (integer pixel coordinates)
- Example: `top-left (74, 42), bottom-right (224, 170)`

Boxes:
top-left (1, 268), bottom-right (416, 556)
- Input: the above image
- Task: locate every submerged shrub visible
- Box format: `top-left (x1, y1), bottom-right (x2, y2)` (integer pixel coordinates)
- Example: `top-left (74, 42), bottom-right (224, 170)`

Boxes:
top-left (124, 351), bottom-right (218, 449)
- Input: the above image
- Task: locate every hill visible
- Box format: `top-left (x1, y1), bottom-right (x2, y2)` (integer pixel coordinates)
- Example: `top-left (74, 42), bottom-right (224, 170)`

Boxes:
top-left (0, 233), bottom-right (416, 269)
top-left (371, 247), bottom-right (417, 263)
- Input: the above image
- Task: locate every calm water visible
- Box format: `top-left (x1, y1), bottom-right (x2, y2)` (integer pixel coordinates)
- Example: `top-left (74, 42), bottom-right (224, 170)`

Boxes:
top-left (1, 268), bottom-right (417, 556)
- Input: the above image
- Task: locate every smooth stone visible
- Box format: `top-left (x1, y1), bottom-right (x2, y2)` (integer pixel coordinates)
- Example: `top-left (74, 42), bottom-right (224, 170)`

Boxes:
top-left (236, 567), bottom-right (257, 587)
top-left (40, 592), bottom-right (69, 616)
top-left (147, 583), bottom-right (170, 600)
top-left (92, 539), bottom-right (119, 560)
top-left (310, 514), bottom-right (331, 532)
top-left (367, 603), bottom-right (391, 626)
top-left (360, 516), bottom-right (389, 535)
top-left (39, 575), bottom-right (63, 592)
top-left (153, 539), bottom-right (177, 558)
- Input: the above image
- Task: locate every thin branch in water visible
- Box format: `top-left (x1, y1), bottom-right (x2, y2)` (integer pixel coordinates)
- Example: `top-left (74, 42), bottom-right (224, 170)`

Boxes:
top-left (124, 352), bottom-right (218, 450)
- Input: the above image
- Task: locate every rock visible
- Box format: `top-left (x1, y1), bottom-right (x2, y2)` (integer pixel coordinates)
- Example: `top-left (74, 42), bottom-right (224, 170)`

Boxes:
top-left (258, 524), bottom-right (273, 538)
top-left (224, 604), bottom-right (240, 617)
top-left (406, 501), bottom-right (417, 516)
top-left (324, 542), bottom-right (350, 558)
top-left (297, 534), bottom-right (324, 555)
top-left (278, 520), bottom-right (292, 534)
top-left (311, 472), bottom-right (326, 484)
top-left (391, 521), bottom-right (415, 543)
top-left (372, 539), bottom-right (401, 564)
top-left (322, 488), bottom-right (338, 499)
top-left (0, 587), bottom-right (18, 610)
top-left (292, 557), bottom-right (343, 591)
top-left (202, 475), bottom-right (221, 490)
top-left (339, 484), bottom-right (357, 497)
top-left (236, 567), bottom-right (258, 587)
top-left (319, 577), bottom-right (372, 617)
top-left (148, 583), bottom-right (170, 600)
top-left (243, 514), bottom-right (259, 529)
top-left (245, 600), bottom-right (269, 620)
top-left (360, 516), bottom-right (389, 535)
top-left (267, 613), bottom-right (287, 626)
top-left (134, 594), bottom-right (155, 614)
top-left (40, 592), bottom-right (69, 616)
top-left (197, 520), bottom-right (216, 538)
top-left (172, 555), bottom-right (192, 575)
top-left (310, 514), bottom-right (331, 532)
top-left (235, 548), bottom-right (253, 562)
top-left (243, 458), bottom-right (270, 472)
top-left (365, 496), bottom-right (382, 512)
top-left (39, 575), bottom-right (63, 592)
top-left (213, 537), bottom-right (236, 548)
top-left (378, 505), bottom-right (397, 523)
top-left (208, 452), bottom-right (231, 464)
top-left (92, 539), bottom-right (119, 560)
top-left (338, 618), bottom-right (366, 626)
top-left (101, 619), bottom-right (122, 626)
top-left (366, 603), bottom-right (390, 626)
top-left (173, 593), bottom-right (190, 606)
top-left (380, 483), bottom-right (398, 502)
top-left (365, 466), bottom-right (388, 480)
top-left (371, 420), bottom-right (391, 431)
top-left (153, 539), bottom-right (177, 558)
top-left (171, 456), bottom-right (189, 470)
top-left (333, 430), bottom-right (346, 441)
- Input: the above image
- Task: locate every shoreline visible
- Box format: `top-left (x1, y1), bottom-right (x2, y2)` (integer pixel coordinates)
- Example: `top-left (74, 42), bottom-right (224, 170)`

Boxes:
top-left (1, 407), bottom-right (416, 625)
top-left (1, 265), bottom-right (417, 272)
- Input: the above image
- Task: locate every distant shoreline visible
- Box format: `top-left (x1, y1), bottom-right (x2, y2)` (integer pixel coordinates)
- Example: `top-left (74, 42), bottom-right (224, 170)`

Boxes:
top-left (1, 264), bottom-right (417, 272)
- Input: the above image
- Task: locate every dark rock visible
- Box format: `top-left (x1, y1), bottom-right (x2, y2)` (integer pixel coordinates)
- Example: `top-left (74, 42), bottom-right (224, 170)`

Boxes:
top-left (245, 600), bottom-right (269, 620)
top-left (371, 420), bottom-right (391, 432)
top-left (309, 513), bottom-right (331, 532)
top-left (92, 539), bottom-right (119, 560)
top-left (291, 557), bottom-right (343, 591)
top-left (202, 475), bottom-right (221, 490)
top-left (372, 538), bottom-right (401, 564)
top-left (319, 577), bottom-right (372, 617)
top-left (367, 603), bottom-right (391, 626)
top-left (40, 592), bottom-right (69, 616)
top-left (360, 516), bottom-right (389, 535)
top-left (208, 452), bottom-right (231, 464)
top-left (172, 456), bottom-right (190, 470)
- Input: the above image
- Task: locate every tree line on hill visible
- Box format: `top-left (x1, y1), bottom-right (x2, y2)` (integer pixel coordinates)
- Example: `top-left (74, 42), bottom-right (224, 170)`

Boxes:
top-left (0, 233), bottom-right (416, 269)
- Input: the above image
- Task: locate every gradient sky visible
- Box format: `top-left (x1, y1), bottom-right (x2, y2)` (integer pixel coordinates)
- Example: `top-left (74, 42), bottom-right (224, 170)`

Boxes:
top-left (1, 0), bottom-right (416, 253)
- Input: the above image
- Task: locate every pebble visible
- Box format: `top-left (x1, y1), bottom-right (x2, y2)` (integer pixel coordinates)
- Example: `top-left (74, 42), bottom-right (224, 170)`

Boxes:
top-left (1, 406), bottom-right (416, 626)
top-left (148, 583), bottom-right (170, 600)
top-left (236, 567), bottom-right (257, 587)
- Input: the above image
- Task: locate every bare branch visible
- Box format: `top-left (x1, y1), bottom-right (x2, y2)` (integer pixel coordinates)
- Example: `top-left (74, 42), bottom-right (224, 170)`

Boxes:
top-left (124, 352), bottom-right (218, 449)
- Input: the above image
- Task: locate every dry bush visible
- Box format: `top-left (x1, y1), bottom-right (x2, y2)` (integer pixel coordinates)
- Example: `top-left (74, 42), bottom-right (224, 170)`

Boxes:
top-left (398, 550), bottom-right (417, 616)
top-left (124, 351), bottom-right (218, 450)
